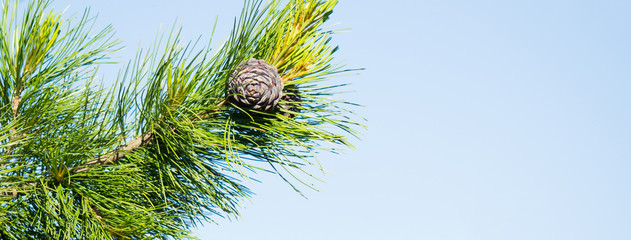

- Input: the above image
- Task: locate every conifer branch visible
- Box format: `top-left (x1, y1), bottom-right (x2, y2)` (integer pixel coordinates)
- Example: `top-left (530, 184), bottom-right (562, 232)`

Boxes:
top-left (0, 36), bottom-right (25, 201)
top-left (0, 86), bottom-right (23, 199)
top-left (70, 100), bottom-right (226, 174)
top-left (7, 84), bottom-right (23, 148)
top-left (11, 86), bottom-right (22, 120)
top-left (0, 0), bottom-right (361, 238)
top-left (70, 132), bottom-right (154, 174)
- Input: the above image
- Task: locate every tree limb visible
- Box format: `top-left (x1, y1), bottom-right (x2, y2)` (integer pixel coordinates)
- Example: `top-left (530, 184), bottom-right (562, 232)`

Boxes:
top-left (0, 85), bottom-right (24, 199)
top-left (3, 96), bottom-right (227, 199)
top-left (5, 84), bottom-right (23, 154)
top-left (70, 132), bottom-right (154, 174)
top-left (70, 100), bottom-right (226, 174)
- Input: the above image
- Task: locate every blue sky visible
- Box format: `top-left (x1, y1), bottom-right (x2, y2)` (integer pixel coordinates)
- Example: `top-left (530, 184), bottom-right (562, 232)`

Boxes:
top-left (49, 0), bottom-right (631, 239)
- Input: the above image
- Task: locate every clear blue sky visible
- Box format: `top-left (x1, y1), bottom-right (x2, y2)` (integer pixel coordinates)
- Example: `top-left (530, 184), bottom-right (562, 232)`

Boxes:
top-left (48, 0), bottom-right (631, 239)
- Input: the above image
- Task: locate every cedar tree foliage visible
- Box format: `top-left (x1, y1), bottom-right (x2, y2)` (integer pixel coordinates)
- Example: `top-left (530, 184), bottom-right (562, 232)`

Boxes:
top-left (0, 0), bottom-right (362, 239)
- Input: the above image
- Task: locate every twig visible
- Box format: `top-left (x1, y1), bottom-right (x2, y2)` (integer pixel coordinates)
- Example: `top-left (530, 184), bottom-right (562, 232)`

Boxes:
top-left (2, 97), bottom-right (227, 199)
top-left (70, 99), bottom-right (227, 174)
top-left (0, 84), bottom-right (24, 199)
top-left (70, 133), bottom-right (154, 174)
top-left (4, 85), bottom-right (23, 156)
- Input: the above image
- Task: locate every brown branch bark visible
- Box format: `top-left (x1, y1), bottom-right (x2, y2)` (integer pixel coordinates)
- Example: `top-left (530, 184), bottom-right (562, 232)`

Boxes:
top-left (6, 85), bottom-right (23, 152)
top-left (2, 100), bottom-right (228, 198)
top-left (0, 189), bottom-right (18, 198)
top-left (70, 99), bottom-right (226, 174)
top-left (0, 84), bottom-right (25, 199)
top-left (70, 132), bottom-right (154, 174)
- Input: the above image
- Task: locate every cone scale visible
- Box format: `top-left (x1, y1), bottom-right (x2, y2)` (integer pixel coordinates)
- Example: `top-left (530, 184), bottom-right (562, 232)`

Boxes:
top-left (228, 58), bottom-right (284, 111)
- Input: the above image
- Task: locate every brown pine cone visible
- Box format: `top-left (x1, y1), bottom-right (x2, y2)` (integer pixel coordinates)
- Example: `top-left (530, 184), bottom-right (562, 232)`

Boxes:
top-left (228, 58), bottom-right (284, 111)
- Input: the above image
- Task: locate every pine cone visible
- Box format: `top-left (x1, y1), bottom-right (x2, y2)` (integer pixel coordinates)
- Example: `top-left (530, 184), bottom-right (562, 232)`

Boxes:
top-left (279, 88), bottom-right (301, 118)
top-left (228, 58), bottom-right (284, 111)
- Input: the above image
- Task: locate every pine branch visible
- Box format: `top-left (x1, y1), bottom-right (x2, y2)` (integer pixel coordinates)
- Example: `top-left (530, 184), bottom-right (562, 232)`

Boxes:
top-left (4, 95), bottom-right (226, 197)
top-left (0, 0), bottom-right (120, 200)
top-left (0, 84), bottom-right (22, 198)
top-left (11, 86), bottom-right (22, 120)
top-left (70, 99), bottom-right (226, 174)
top-left (70, 133), bottom-right (154, 174)
top-left (0, 0), bottom-right (362, 238)
top-left (5, 75), bottom-right (24, 154)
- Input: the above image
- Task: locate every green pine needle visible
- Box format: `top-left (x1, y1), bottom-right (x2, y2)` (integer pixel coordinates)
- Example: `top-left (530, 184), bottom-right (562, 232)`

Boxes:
top-left (0, 0), bottom-right (363, 238)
